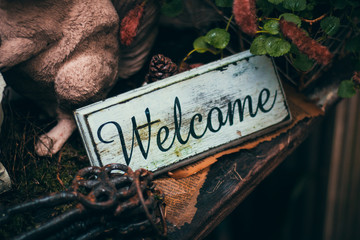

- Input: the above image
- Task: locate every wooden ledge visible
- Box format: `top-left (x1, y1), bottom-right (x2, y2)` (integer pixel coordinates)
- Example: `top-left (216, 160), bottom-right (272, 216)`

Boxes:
top-left (168, 116), bottom-right (321, 240)
top-left (154, 81), bottom-right (339, 240)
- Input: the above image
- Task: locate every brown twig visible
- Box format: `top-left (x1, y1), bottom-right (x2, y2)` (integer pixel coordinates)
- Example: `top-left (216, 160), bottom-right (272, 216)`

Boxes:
top-left (56, 150), bottom-right (65, 188)
top-left (302, 14), bottom-right (327, 25)
top-left (135, 170), bottom-right (167, 238)
top-left (204, 0), bottom-right (224, 16)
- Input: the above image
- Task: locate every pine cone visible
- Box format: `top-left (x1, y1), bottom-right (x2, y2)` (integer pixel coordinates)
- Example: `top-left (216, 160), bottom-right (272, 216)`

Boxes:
top-left (145, 54), bottom-right (178, 83)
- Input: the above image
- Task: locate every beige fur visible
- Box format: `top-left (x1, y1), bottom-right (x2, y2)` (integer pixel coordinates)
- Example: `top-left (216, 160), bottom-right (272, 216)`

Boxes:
top-left (0, 0), bottom-right (121, 156)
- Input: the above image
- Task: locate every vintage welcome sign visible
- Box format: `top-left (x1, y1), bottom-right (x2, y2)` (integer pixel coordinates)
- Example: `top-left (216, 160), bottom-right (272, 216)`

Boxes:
top-left (74, 50), bottom-right (291, 173)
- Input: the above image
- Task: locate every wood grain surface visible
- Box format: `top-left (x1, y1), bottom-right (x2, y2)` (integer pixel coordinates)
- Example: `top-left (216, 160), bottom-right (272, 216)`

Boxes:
top-left (75, 51), bottom-right (291, 172)
top-left (166, 117), bottom-right (321, 240)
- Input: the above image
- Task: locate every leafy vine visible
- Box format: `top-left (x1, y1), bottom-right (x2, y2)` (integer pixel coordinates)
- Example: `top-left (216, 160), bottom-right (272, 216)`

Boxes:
top-left (160, 0), bottom-right (360, 97)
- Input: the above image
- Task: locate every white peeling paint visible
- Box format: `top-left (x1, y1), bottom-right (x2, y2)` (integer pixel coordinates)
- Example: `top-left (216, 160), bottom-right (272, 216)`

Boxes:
top-left (75, 51), bottom-right (291, 173)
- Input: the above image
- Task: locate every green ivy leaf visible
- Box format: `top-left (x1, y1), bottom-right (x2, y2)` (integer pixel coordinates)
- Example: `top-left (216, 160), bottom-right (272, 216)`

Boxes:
top-left (215, 0), bottom-right (233, 7)
top-left (264, 20), bottom-right (280, 35)
top-left (290, 44), bottom-right (300, 54)
top-left (351, 8), bottom-right (360, 21)
top-left (330, 0), bottom-right (347, 9)
top-left (347, 0), bottom-right (360, 7)
top-left (283, 0), bottom-right (307, 11)
top-left (265, 37), bottom-right (291, 57)
top-left (345, 36), bottom-right (360, 53)
top-left (292, 53), bottom-right (314, 71)
top-left (268, 0), bottom-right (284, 4)
top-left (204, 28), bottom-right (230, 50)
top-left (338, 80), bottom-right (356, 98)
top-left (257, 0), bottom-right (275, 16)
top-left (193, 36), bottom-right (210, 53)
top-left (280, 13), bottom-right (302, 27)
top-left (161, 0), bottom-right (184, 17)
top-left (320, 16), bottom-right (340, 36)
top-left (306, 1), bottom-right (315, 11)
top-left (250, 35), bottom-right (268, 55)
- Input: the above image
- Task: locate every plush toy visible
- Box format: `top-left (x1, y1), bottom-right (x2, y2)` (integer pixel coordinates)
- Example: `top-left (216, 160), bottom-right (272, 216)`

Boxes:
top-left (0, 0), bottom-right (159, 156)
top-left (0, 73), bottom-right (4, 130)
top-left (0, 72), bottom-right (11, 193)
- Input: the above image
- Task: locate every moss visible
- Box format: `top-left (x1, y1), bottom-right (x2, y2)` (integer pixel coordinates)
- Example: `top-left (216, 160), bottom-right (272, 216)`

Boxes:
top-left (0, 213), bottom-right (36, 239)
top-left (0, 99), bottom-right (89, 238)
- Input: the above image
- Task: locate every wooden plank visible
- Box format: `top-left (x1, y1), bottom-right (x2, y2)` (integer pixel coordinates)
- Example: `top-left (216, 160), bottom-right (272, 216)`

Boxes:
top-left (163, 60), bottom-right (344, 239)
top-left (166, 117), bottom-right (322, 240)
top-left (324, 94), bottom-right (360, 240)
top-left (74, 51), bottom-right (291, 172)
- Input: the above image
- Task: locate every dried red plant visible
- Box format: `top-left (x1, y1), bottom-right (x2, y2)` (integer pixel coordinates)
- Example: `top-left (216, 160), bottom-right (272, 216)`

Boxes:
top-left (233, 0), bottom-right (257, 36)
top-left (353, 71), bottom-right (360, 86)
top-left (280, 19), bottom-right (333, 66)
top-left (120, 3), bottom-right (145, 46)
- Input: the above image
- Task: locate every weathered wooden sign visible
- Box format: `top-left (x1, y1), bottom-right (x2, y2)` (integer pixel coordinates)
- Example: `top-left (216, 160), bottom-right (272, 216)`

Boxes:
top-left (74, 51), bottom-right (291, 174)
